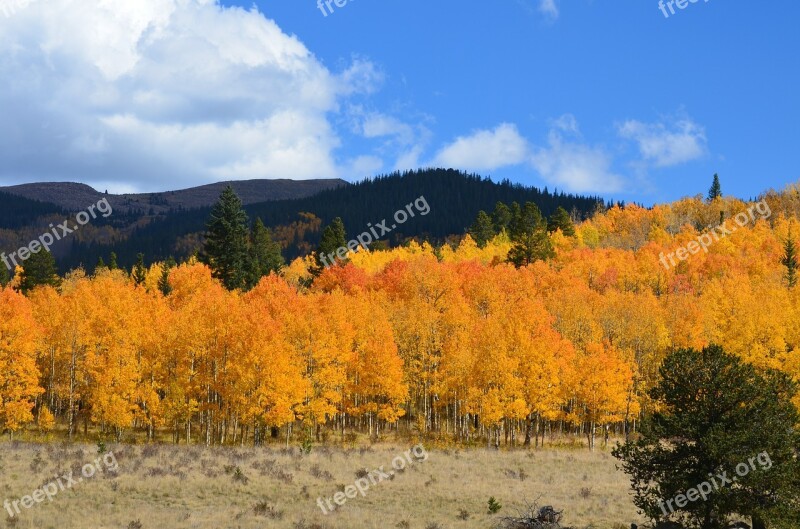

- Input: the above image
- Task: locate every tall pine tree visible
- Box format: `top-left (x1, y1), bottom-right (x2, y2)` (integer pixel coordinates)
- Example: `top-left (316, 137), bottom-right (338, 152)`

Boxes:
top-left (707, 173), bottom-right (722, 202)
top-left (203, 186), bottom-right (250, 290)
top-left (314, 217), bottom-right (347, 275)
top-left (19, 249), bottom-right (60, 294)
top-left (547, 206), bottom-right (576, 236)
top-left (491, 202), bottom-right (512, 233)
top-left (132, 253), bottom-right (147, 286)
top-left (469, 210), bottom-right (496, 248)
top-left (247, 218), bottom-right (285, 287)
top-left (782, 234), bottom-right (798, 288)
top-left (507, 202), bottom-right (553, 267)
top-left (159, 256), bottom-right (176, 296)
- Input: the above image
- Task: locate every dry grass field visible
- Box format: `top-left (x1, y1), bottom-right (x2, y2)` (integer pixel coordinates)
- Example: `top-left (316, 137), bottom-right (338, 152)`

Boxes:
top-left (0, 441), bottom-right (642, 529)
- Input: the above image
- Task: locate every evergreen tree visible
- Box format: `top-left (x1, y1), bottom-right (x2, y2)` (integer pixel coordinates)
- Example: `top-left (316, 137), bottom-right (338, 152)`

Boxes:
top-left (314, 217), bottom-right (347, 274)
top-left (491, 201), bottom-right (512, 233)
top-left (469, 210), bottom-right (496, 248)
top-left (19, 249), bottom-right (61, 294)
top-left (614, 345), bottom-right (800, 529)
top-left (707, 173), bottom-right (722, 202)
top-left (0, 263), bottom-right (9, 287)
top-left (203, 186), bottom-right (250, 290)
top-left (781, 234), bottom-right (798, 288)
top-left (507, 202), bottom-right (553, 267)
top-left (109, 252), bottom-right (118, 270)
top-left (508, 202), bottom-right (523, 239)
top-left (95, 256), bottom-right (106, 272)
top-left (507, 230), bottom-right (554, 268)
top-left (547, 206), bottom-right (576, 236)
top-left (132, 253), bottom-right (147, 286)
top-left (158, 256), bottom-right (176, 296)
top-left (248, 218), bottom-right (285, 287)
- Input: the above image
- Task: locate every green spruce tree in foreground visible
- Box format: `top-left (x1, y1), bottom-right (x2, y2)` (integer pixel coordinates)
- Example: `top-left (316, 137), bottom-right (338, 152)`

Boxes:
top-left (469, 210), bottom-right (495, 248)
top-left (203, 186), bottom-right (250, 290)
top-left (0, 263), bottom-right (9, 287)
top-left (19, 249), bottom-right (61, 294)
top-left (132, 253), bottom-right (147, 286)
top-left (547, 206), bottom-right (576, 237)
top-left (491, 201), bottom-right (512, 234)
top-left (247, 217), bottom-right (285, 287)
top-left (781, 234), bottom-right (798, 288)
top-left (313, 217), bottom-right (347, 275)
top-left (507, 202), bottom-right (554, 267)
top-left (613, 345), bottom-right (800, 529)
top-left (158, 256), bottom-right (176, 296)
top-left (708, 173), bottom-right (722, 202)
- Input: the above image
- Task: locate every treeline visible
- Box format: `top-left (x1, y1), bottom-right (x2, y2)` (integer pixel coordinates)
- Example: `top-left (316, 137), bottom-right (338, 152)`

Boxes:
top-left (59, 169), bottom-right (603, 272)
top-left (0, 191), bottom-right (65, 229)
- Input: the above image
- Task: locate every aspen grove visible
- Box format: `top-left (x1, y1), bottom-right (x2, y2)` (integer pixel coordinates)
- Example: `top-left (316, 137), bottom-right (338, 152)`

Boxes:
top-left (3, 187), bottom-right (800, 450)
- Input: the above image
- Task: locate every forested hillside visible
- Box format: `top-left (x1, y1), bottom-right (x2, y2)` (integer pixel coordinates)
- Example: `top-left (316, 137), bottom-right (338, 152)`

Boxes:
top-left (60, 169), bottom-right (603, 271)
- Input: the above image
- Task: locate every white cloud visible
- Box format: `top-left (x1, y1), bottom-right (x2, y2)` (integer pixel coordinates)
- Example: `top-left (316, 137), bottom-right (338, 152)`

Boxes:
top-left (551, 113), bottom-right (580, 135)
top-left (361, 113), bottom-right (416, 145)
top-left (539, 0), bottom-right (559, 19)
top-left (433, 123), bottom-right (529, 171)
top-left (530, 131), bottom-right (624, 194)
top-left (430, 119), bottom-right (623, 194)
top-left (618, 118), bottom-right (707, 167)
top-left (0, 0), bottom-right (383, 191)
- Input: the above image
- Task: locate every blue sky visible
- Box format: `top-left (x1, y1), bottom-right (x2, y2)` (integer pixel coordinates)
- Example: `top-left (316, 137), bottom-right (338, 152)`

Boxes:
top-left (0, 0), bottom-right (797, 204)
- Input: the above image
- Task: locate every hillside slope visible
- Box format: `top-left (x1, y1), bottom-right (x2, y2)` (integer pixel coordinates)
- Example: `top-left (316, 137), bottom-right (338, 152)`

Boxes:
top-left (0, 178), bottom-right (348, 214)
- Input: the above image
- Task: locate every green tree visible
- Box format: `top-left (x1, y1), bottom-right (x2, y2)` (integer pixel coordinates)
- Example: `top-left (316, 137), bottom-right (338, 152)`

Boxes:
top-left (511, 202), bottom-right (546, 238)
top-left (708, 174), bottom-right (722, 202)
top-left (109, 252), bottom-right (118, 270)
top-left (132, 253), bottom-right (147, 286)
top-left (781, 234), bottom-right (798, 288)
top-left (159, 256), bottom-right (176, 296)
top-left (508, 202), bottom-right (523, 239)
top-left (507, 202), bottom-right (552, 267)
top-left (203, 186), bottom-right (250, 290)
top-left (0, 264), bottom-right (9, 287)
top-left (506, 230), bottom-right (554, 268)
top-left (95, 256), bottom-right (106, 272)
top-left (491, 202), bottom-right (512, 233)
top-left (613, 345), bottom-right (800, 529)
top-left (469, 210), bottom-right (496, 248)
top-left (248, 218), bottom-right (285, 287)
top-left (547, 206), bottom-right (576, 237)
top-left (19, 249), bottom-right (61, 294)
top-left (314, 217), bottom-right (347, 275)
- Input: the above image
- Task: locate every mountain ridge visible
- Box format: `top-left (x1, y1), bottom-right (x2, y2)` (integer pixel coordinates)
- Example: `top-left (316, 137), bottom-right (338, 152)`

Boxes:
top-left (0, 178), bottom-right (349, 213)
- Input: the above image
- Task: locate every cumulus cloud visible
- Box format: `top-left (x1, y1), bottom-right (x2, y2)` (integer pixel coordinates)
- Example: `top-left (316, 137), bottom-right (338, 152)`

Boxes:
top-left (618, 118), bottom-right (707, 167)
top-left (0, 0), bottom-right (382, 191)
top-left (530, 130), bottom-right (624, 194)
top-left (433, 123), bottom-right (529, 171)
top-left (431, 118), bottom-right (622, 194)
